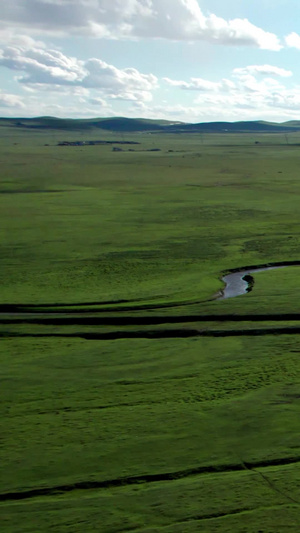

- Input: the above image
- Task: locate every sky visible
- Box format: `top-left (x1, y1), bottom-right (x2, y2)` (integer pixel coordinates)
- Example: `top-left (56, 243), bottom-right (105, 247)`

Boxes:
top-left (1, 0), bottom-right (300, 122)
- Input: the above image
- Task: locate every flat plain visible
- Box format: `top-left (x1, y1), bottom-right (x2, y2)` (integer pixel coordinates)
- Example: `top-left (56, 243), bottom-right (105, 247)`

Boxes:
top-left (1, 122), bottom-right (300, 532)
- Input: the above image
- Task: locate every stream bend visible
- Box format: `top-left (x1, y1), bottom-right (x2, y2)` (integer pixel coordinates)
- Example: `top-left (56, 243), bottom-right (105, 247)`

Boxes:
top-left (218, 261), bottom-right (300, 300)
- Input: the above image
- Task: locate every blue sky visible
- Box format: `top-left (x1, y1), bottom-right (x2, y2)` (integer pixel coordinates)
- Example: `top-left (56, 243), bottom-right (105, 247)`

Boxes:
top-left (1, 0), bottom-right (300, 122)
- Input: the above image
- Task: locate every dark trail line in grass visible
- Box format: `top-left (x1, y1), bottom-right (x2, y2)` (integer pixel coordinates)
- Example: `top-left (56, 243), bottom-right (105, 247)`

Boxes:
top-left (130, 504), bottom-right (299, 532)
top-left (0, 297), bottom-right (211, 314)
top-left (1, 313), bottom-right (300, 325)
top-left (221, 260), bottom-right (300, 276)
top-left (65, 326), bottom-right (300, 337)
top-left (1, 456), bottom-right (300, 503)
top-left (3, 326), bottom-right (300, 339)
top-left (253, 468), bottom-right (299, 505)
top-left (0, 299), bottom-right (145, 311)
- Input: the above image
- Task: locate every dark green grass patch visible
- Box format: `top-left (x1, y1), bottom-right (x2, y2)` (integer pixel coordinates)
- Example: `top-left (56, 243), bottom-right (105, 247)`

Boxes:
top-left (2, 466), bottom-right (300, 532)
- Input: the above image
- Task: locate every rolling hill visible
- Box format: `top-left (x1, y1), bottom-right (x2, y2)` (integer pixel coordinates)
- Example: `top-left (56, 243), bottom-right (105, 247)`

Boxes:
top-left (1, 116), bottom-right (300, 133)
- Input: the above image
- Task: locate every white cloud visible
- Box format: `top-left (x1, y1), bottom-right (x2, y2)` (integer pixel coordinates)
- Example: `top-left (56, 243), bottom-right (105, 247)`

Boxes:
top-left (164, 66), bottom-right (293, 102)
top-left (0, 46), bottom-right (85, 84)
top-left (130, 89), bottom-right (300, 123)
top-left (0, 91), bottom-right (117, 118)
top-left (0, 0), bottom-right (281, 50)
top-left (285, 32), bottom-right (300, 50)
top-left (165, 65), bottom-right (292, 98)
top-left (82, 59), bottom-right (157, 97)
top-left (0, 44), bottom-right (158, 102)
top-left (164, 77), bottom-right (235, 92)
top-left (3, 78), bottom-right (300, 123)
top-left (89, 96), bottom-right (109, 106)
top-left (0, 91), bottom-right (25, 108)
top-left (162, 65), bottom-right (300, 122)
top-left (195, 14), bottom-right (281, 50)
top-left (233, 65), bottom-right (293, 78)
top-left (0, 29), bottom-right (46, 49)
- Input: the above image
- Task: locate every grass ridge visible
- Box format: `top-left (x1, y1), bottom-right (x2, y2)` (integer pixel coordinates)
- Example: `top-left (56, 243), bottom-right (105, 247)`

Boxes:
top-left (1, 456), bottom-right (300, 503)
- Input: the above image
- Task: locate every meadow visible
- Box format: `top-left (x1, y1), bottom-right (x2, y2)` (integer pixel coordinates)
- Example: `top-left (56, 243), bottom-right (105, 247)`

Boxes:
top-left (1, 123), bottom-right (300, 531)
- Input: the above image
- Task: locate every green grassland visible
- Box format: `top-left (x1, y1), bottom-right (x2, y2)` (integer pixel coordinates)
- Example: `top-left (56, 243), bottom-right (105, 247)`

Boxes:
top-left (2, 126), bottom-right (300, 306)
top-left (1, 123), bottom-right (300, 531)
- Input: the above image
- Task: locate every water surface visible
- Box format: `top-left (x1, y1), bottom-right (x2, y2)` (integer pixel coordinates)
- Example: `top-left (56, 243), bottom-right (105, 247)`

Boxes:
top-left (218, 266), bottom-right (285, 299)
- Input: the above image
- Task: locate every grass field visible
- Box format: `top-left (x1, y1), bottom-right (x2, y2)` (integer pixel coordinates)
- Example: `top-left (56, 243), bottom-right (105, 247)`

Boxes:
top-left (1, 123), bottom-right (300, 531)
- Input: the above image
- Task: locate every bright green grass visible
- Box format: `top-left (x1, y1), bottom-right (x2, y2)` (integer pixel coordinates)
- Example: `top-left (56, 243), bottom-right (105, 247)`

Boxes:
top-left (1, 127), bottom-right (300, 306)
top-left (1, 335), bottom-right (300, 531)
top-left (1, 127), bottom-right (300, 531)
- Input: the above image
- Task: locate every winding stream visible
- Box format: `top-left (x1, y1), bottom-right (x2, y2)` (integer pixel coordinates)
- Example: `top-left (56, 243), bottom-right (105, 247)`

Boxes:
top-left (218, 263), bottom-right (297, 299)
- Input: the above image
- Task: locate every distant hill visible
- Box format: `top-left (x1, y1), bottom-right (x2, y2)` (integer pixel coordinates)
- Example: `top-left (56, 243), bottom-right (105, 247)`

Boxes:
top-left (0, 116), bottom-right (299, 133)
top-left (281, 120), bottom-right (300, 128)
top-left (165, 121), bottom-right (300, 133)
